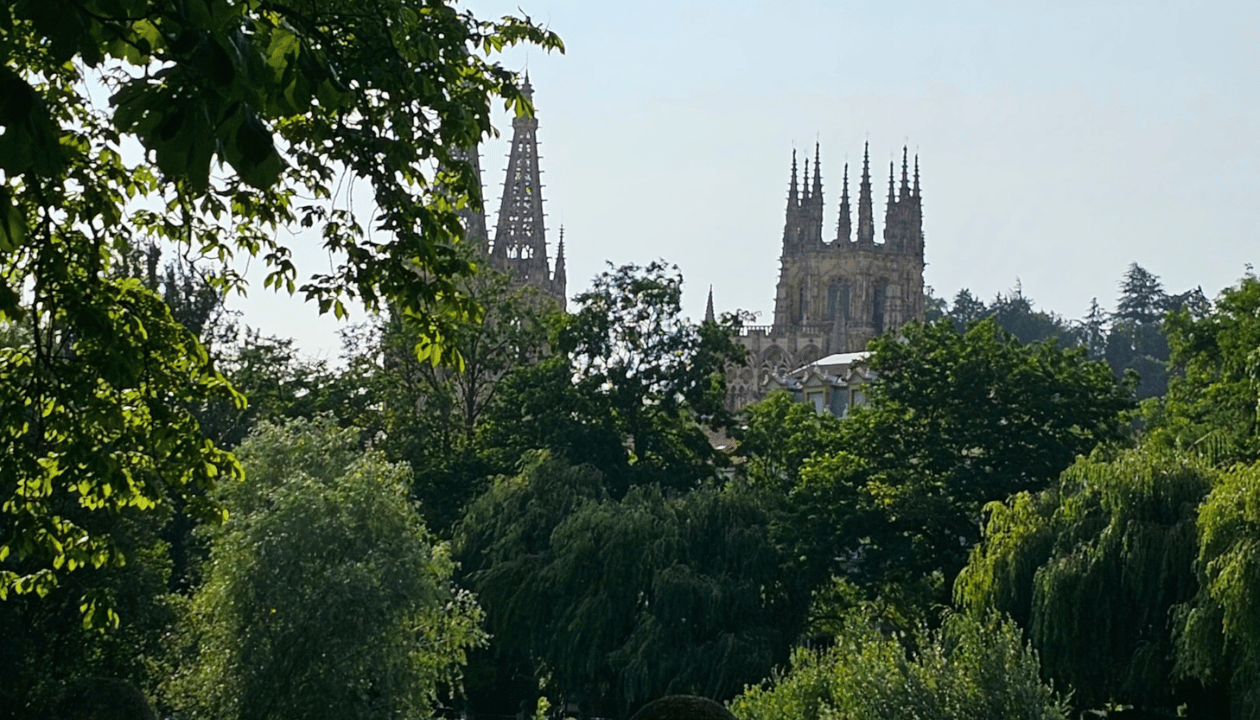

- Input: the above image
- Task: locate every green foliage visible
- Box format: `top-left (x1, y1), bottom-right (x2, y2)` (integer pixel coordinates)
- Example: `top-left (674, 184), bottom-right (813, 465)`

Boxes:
top-left (558, 261), bottom-right (748, 489)
top-left (728, 611), bottom-right (1069, 720)
top-left (837, 318), bottom-right (1132, 596)
top-left (0, 0), bottom-right (561, 602)
top-left (480, 262), bottom-right (748, 496)
top-left (1176, 462), bottom-right (1260, 719)
top-left (368, 265), bottom-right (553, 534)
top-left (0, 508), bottom-right (178, 718)
top-left (164, 416), bottom-right (485, 720)
top-left (1151, 274), bottom-right (1260, 465)
top-left (956, 449), bottom-right (1216, 713)
top-left (454, 455), bottom-right (808, 716)
top-left (737, 392), bottom-right (847, 493)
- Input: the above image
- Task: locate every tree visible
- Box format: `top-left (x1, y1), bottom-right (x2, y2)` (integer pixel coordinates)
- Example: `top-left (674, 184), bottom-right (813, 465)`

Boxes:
top-left (0, 0), bottom-right (561, 600)
top-left (558, 261), bottom-right (748, 489)
top-left (832, 319), bottom-right (1133, 600)
top-left (454, 455), bottom-right (808, 718)
top-left (1149, 274), bottom-right (1260, 465)
top-left (949, 289), bottom-right (988, 331)
top-left (954, 449), bottom-right (1220, 716)
top-left (478, 262), bottom-right (748, 495)
top-left (987, 282), bottom-right (1069, 345)
top-left (1106, 263), bottom-right (1172, 400)
top-left (1070, 297), bottom-right (1109, 359)
top-left (365, 264), bottom-right (553, 534)
top-left (728, 611), bottom-right (1069, 720)
top-left (1177, 462), bottom-right (1260, 720)
top-left (165, 416), bottom-right (484, 720)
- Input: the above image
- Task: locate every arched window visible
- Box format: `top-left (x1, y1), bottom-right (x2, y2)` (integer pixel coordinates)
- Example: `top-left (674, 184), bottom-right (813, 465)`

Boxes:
top-left (797, 283), bottom-right (808, 323)
top-left (826, 280), bottom-right (850, 322)
top-left (873, 279), bottom-right (888, 335)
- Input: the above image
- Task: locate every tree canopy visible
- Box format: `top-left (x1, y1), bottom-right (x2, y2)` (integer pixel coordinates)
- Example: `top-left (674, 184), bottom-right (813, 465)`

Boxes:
top-left (0, 0), bottom-right (561, 600)
top-left (165, 416), bottom-right (484, 720)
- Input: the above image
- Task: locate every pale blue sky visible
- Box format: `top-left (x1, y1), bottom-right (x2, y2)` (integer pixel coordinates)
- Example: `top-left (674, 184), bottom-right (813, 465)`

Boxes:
top-left (231, 0), bottom-right (1259, 357)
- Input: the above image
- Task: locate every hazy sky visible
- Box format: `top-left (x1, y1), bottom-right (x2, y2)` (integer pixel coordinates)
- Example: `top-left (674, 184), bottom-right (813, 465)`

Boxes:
top-left (230, 0), bottom-right (1259, 358)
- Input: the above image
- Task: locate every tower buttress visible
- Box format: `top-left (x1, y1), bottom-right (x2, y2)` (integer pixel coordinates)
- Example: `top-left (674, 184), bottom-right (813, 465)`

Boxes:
top-left (856, 142), bottom-right (875, 245)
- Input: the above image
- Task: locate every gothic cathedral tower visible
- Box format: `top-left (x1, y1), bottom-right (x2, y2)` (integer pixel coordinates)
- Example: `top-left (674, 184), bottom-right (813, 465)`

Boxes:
top-left (728, 142), bottom-right (925, 410)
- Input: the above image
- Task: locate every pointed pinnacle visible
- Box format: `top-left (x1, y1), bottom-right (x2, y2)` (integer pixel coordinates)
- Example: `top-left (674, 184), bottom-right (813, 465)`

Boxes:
top-left (900, 147), bottom-right (910, 199)
top-left (789, 149), bottom-right (799, 200)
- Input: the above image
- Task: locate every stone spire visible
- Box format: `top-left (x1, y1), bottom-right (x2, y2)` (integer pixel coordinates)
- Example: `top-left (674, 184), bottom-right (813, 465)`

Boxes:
top-left (913, 154), bottom-right (921, 199)
top-left (899, 146), bottom-right (910, 201)
top-left (781, 150), bottom-right (801, 254)
top-left (553, 226), bottom-right (567, 308)
top-left (883, 160), bottom-right (898, 246)
top-left (492, 73), bottom-right (552, 288)
top-left (809, 142), bottom-right (824, 245)
top-left (704, 285), bottom-right (715, 324)
top-left (836, 162), bottom-right (851, 243)
top-left (802, 156), bottom-right (812, 207)
top-left (856, 142), bottom-right (875, 244)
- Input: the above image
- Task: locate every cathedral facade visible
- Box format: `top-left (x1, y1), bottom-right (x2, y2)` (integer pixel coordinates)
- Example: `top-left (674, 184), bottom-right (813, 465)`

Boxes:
top-left (727, 143), bottom-right (926, 410)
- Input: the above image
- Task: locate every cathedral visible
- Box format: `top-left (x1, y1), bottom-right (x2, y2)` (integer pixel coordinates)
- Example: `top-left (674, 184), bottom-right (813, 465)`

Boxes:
top-left (455, 75), bottom-right (567, 308)
top-left (726, 143), bottom-right (926, 410)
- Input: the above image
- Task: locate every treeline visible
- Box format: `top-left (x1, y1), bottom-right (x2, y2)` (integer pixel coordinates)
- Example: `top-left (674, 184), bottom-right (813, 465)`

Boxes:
top-left (6, 238), bottom-right (1258, 720)
top-left (928, 263), bottom-right (1210, 399)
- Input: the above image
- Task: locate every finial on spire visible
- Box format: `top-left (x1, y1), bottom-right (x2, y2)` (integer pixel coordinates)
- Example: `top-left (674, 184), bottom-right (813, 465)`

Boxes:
top-left (705, 285), bottom-right (716, 324)
top-left (887, 160), bottom-right (896, 204)
top-left (913, 154), bottom-right (921, 199)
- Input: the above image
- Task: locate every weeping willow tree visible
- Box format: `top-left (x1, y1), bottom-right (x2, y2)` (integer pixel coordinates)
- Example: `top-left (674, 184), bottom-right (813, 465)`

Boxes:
top-left (1176, 462), bottom-right (1260, 720)
top-left (955, 449), bottom-right (1218, 714)
top-left (454, 454), bottom-right (810, 718)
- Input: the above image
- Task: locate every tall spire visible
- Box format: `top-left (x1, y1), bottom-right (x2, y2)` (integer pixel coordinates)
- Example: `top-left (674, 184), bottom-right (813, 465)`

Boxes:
top-left (782, 150), bottom-right (801, 254)
top-left (884, 160), bottom-right (899, 246)
top-left (810, 142), bottom-right (824, 245)
top-left (811, 143), bottom-right (823, 205)
top-left (802, 157), bottom-right (812, 205)
top-left (492, 74), bottom-right (552, 288)
top-left (913, 154), bottom-right (921, 199)
top-left (836, 162), bottom-right (851, 243)
top-left (899, 146), bottom-right (910, 201)
top-left (554, 225), bottom-right (567, 299)
top-left (704, 285), bottom-right (715, 324)
top-left (856, 142), bottom-right (875, 244)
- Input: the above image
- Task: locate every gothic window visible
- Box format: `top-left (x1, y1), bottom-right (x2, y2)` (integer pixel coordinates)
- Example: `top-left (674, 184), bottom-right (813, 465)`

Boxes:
top-left (826, 280), bottom-right (850, 322)
top-left (797, 283), bottom-right (807, 323)
top-left (873, 279), bottom-right (888, 335)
